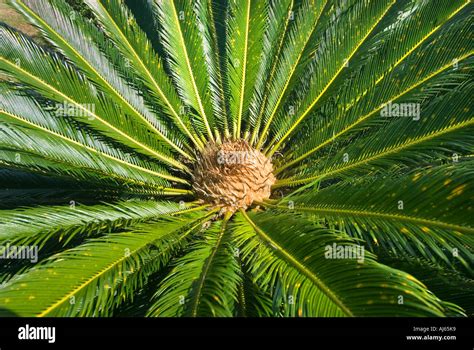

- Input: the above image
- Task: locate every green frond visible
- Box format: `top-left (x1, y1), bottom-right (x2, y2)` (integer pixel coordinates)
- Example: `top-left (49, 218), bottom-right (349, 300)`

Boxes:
top-left (0, 201), bottom-right (206, 285)
top-left (232, 211), bottom-right (464, 316)
top-left (0, 120), bottom-right (186, 192)
top-left (247, 0), bottom-right (294, 144)
top-left (152, 0), bottom-right (215, 141)
top-left (276, 74), bottom-right (473, 183)
top-left (226, 0), bottom-right (267, 139)
top-left (0, 24), bottom-right (190, 169)
top-left (0, 210), bottom-right (210, 316)
top-left (278, 10), bottom-right (473, 171)
top-left (148, 218), bottom-right (241, 317)
top-left (83, 0), bottom-right (203, 150)
top-left (0, 88), bottom-right (187, 185)
top-left (265, 0), bottom-right (396, 156)
top-left (0, 200), bottom-right (205, 247)
top-left (269, 163), bottom-right (474, 274)
top-left (195, 0), bottom-right (230, 139)
top-left (314, 0), bottom-right (471, 113)
top-left (254, 0), bottom-right (327, 148)
top-left (9, 0), bottom-right (191, 160)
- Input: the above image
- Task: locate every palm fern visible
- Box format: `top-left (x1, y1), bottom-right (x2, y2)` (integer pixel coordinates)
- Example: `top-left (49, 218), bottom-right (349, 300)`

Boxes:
top-left (0, 0), bottom-right (472, 317)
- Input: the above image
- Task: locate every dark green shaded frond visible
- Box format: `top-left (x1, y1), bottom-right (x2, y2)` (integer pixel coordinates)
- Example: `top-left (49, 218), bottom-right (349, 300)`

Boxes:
top-left (235, 265), bottom-right (273, 317)
top-left (380, 255), bottom-right (474, 316)
top-left (0, 169), bottom-right (123, 208)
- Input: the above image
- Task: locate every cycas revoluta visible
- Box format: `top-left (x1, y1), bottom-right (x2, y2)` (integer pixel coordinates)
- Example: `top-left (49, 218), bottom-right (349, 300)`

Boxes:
top-left (0, 0), bottom-right (472, 317)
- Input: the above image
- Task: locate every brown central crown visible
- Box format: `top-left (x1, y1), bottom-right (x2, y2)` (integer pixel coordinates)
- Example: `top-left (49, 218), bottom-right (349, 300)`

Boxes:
top-left (192, 139), bottom-right (276, 212)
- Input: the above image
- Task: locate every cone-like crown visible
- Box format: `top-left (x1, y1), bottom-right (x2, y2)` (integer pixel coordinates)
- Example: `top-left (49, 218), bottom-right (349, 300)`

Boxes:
top-left (192, 140), bottom-right (276, 212)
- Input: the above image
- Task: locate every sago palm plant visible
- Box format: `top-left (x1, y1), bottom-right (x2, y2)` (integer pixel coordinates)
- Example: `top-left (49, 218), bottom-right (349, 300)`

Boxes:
top-left (0, 0), bottom-right (472, 317)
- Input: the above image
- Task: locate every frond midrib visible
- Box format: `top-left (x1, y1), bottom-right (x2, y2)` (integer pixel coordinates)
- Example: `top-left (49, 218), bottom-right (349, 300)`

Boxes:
top-left (188, 212), bottom-right (232, 317)
top-left (168, 1), bottom-right (214, 141)
top-left (255, 0), bottom-right (327, 148)
top-left (249, 0), bottom-right (295, 144)
top-left (234, 0), bottom-right (251, 139)
top-left (262, 203), bottom-right (474, 234)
